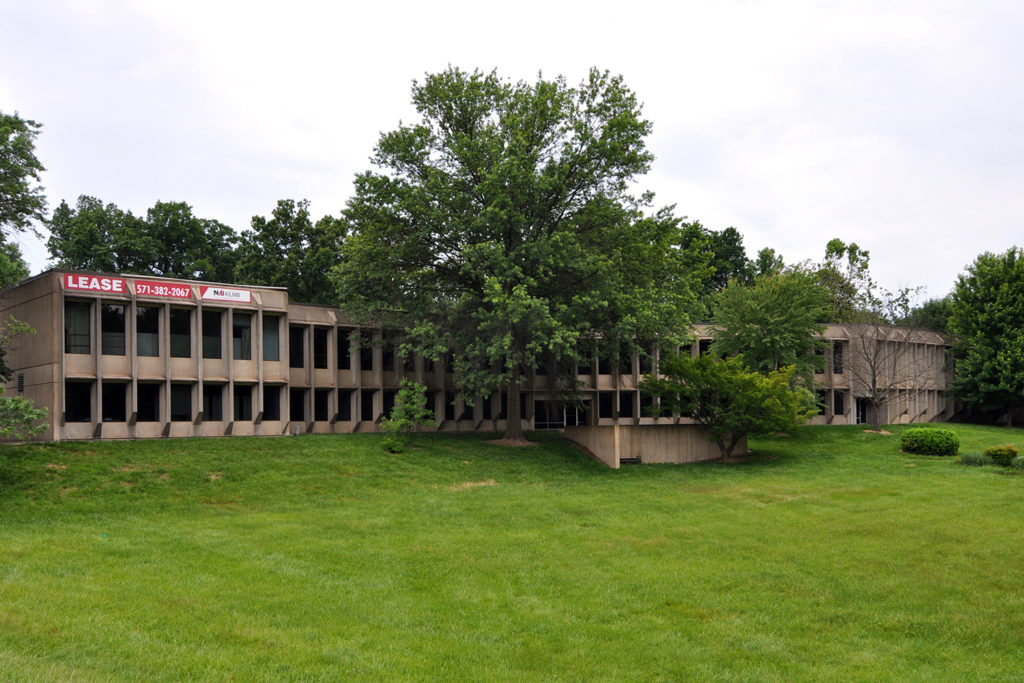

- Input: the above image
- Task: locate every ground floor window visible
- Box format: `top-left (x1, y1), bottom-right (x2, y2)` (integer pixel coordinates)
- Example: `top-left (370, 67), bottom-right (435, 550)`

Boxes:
top-left (314, 388), bottom-right (331, 422)
top-left (65, 381), bottom-right (92, 422)
top-left (203, 384), bottom-right (223, 422)
top-left (338, 389), bottom-right (353, 421)
top-left (102, 383), bottom-right (126, 422)
top-left (361, 389), bottom-right (375, 422)
top-left (137, 384), bottom-right (160, 422)
top-left (263, 385), bottom-right (281, 421)
top-left (290, 388), bottom-right (306, 422)
top-left (834, 390), bottom-right (846, 416)
top-left (171, 384), bottom-right (192, 422)
top-left (234, 385), bottom-right (252, 421)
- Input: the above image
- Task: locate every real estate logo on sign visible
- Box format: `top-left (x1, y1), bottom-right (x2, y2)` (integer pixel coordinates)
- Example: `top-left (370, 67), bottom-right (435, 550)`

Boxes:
top-left (200, 286), bottom-right (252, 303)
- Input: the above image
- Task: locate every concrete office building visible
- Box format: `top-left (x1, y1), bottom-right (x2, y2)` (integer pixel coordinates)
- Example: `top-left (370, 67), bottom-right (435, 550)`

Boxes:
top-left (0, 270), bottom-right (951, 442)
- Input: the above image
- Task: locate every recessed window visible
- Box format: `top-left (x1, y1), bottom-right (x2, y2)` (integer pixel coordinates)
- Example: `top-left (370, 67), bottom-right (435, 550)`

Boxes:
top-left (338, 389), bottom-right (353, 421)
top-left (101, 303), bottom-right (126, 355)
top-left (263, 316), bottom-right (280, 362)
top-left (263, 385), bottom-right (281, 421)
top-left (233, 312), bottom-right (252, 360)
top-left (202, 310), bottom-right (222, 359)
top-left (313, 327), bottom-right (329, 369)
top-left (171, 384), bottom-right (192, 422)
top-left (202, 384), bottom-right (223, 421)
top-left (170, 309), bottom-right (191, 358)
top-left (337, 328), bottom-right (352, 369)
top-left (314, 388), bottom-right (331, 421)
top-left (137, 306), bottom-right (160, 357)
top-left (361, 389), bottom-right (375, 421)
top-left (101, 382), bottom-right (126, 422)
top-left (289, 326), bottom-right (305, 368)
top-left (233, 385), bottom-right (252, 421)
top-left (359, 332), bottom-right (374, 372)
top-left (137, 384), bottom-right (160, 422)
top-left (289, 388), bottom-right (306, 421)
top-left (833, 342), bottom-right (845, 374)
top-left (64, 301), bottom-right (91, 354)
top-left (65, 381), bottom-right (92, 422)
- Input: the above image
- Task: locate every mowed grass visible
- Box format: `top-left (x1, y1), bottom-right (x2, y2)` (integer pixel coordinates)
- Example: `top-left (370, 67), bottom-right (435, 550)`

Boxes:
top-left (1, 425), bottom-right (1023, 680)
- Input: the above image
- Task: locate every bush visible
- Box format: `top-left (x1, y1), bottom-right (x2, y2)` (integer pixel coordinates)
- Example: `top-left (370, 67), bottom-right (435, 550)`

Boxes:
top-left (960, 452), bottom-right (992, 467)
top-left (1012, 455), bottom-right (1024, 470)
top-left (983, 444), bottom-right (1020, 467)
top-left (900, 428), bottom-right (960, 456)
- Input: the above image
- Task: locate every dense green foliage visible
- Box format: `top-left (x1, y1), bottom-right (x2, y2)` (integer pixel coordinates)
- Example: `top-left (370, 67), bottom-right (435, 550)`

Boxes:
top-left (234, 199), bottom-right (346, 304)
top-left (982, 444), bottom-right (1019, 467)
top-left (949, 247), bottom-right (1024, 425)
top-left (960, 452), bottom-right (993, 466)
top-left (902, 296), bottom-right (952, 333)
top-left (334, 68), bottom-right (700, 440)
top-left (0, 240), bottom-right (29, 288)
top-left (47, 196), bottom-right (238, 281)
top-left (0, 112), bottom-right (46, 236)
top-left (709, 271), bottom-right (829, 384)
top-left (641, 353), bottom-right (817, 457)
top-left (899, 427), bottom-right (960, 456)
top-left (1, 425), bottom-right (1024, 679)
top-left (0, 389), bottom-right (46, 441)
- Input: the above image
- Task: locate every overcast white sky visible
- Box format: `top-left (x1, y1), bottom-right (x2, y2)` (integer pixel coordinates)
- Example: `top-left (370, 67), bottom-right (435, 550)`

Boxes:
top-left (2, 0), bottom-right (1022, 299)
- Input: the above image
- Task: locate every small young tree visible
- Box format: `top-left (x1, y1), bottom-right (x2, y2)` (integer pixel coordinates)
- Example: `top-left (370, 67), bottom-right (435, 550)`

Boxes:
top-left (641, 354), bottom-right (817, 459)
top-left (379, 378), bottom-right (435, 452)
top-left (0, 390), bottom-right (46, 442)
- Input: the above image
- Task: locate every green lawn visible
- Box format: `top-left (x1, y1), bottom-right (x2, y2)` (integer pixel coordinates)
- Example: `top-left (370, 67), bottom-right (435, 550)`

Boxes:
top-left (1, 424), bottom-right (1023, 680)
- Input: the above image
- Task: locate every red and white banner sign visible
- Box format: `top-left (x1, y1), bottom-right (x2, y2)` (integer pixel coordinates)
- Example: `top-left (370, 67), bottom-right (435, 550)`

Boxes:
top-left (134, 280), bottom-right (193, 299)
top-left (200, 286), bottom-right (251, 303)
top-left (63, 274), bottom-right (126, 293)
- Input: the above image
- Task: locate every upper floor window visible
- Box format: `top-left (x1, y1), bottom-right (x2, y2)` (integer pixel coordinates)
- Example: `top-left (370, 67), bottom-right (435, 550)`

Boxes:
top-left (289, 325), bottom-right (305, 368)
top-left (136, 306), bottom-right (160, 357)
top-left (263, 315), bottom-right (280, 362)
top-left (313, 327), bottom-right (330, 369)
top-left (232, 311), bottom-right (252, 360)
top-left (833, 342), bottom-right (845, 374)
top-left (170, 308), bottom-right (191, 358)
top-left (202, 310), bottom-right (222, 359)
top-left (64, 301), bottom-right (91, 354)
top-left (101, 303), bottom-right (126, 355)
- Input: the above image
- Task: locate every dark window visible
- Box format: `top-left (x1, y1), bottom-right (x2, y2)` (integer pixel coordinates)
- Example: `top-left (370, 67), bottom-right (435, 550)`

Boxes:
top-left (338, 389), bottom-right (353, 421)
top-left (313, 327), bottom-right (329, 369)
top-left (698, 339), bottom-right (713, 356)
top-left (680, 344), bottom-right (692, 358)
top-left (815, 348), bottom-right (825, 374)
top-left (101, 303), bottom-right (125, 355)
top-left (65, 382), bottom-right (92, 422)
top-left (382, 389), bottom-right (398, 419)
top-left (483, 394), bottom-right (493, 420)
top-left (381, 333), bottom-right (396, 371)
top-left (314, 388), bottom-right (330, 421)
top-left (202, 384), bottom-right (223, 421)
top-left (833, 390), bottom-right (845, 416)
top-left (833, 342), bottom-right (844, 374)
top-left (639, 349), bottom-right (653, 374)
top-left (462, 397), bottom-right (474, 421)
top-left (263, 315), bottom-right (280, 361)
top-left (535, 362), bottom-right (548, 376)
top-left (337, 328), bottom-right (352, 369)
top-left (444, 391), bottom-right (456, 421)
top-left (619, 350), bottom-right (633, 375)
top-left (577, 355), bottom-right (592, 375)
top-left (289, 326), bottom-right (305, 368)
top-left (170, 308), bottom-right (191, 358)
top-left (619, 391), bottom-right (635, 418)
top-left (64, 301), bottom-right (91, 354)
top-left (361, 389), bottom-right (375, 421)
top-left (202, 310), bottom-right (222, 359)
top-left (232, 312), bottom-right (252, 360)
top-left (137, 306), bottom-right (160, 356)
top-left (234, 385), bottom-right (252, 421)
top-left (660, 396), bottom-right (674, 418)
top-left (137, 384), bottom-right (160, 422)
top-left (263, 385), bottom-right (281, 421)
top-left (598, 356), bottom-right (611, 375)
top-left (444, 353), bottom-right (454, 373)
top-left (640, 393), bottom-right (655, 417)
top-left (101, 383), bottom-right (126, 422)
top-left (499, 392), bottom-right (508, 419)
top-left (425, 358), bottom-right (436, 374)
top-left (290, 388), bottom-right (306, 422)
top-left (171, 384), bottom-right (192, 422)
top-left (599, 391), bottom-right (614, 419)
top-left (359, 332), bottom-right (374, 371)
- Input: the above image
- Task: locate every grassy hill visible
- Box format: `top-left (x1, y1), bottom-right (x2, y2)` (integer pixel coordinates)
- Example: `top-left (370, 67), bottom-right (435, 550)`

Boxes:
top-left (1, 425), bottom-right (1023, 680)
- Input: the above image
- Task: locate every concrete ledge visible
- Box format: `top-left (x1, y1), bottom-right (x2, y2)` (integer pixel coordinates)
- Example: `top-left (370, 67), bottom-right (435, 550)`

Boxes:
top-left (564, 424), bottom-right (743, 469)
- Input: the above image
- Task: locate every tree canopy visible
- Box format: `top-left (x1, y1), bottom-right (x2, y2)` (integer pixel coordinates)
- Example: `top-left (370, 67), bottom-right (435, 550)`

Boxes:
top-left (709, 271), bottom-right (829, 385)
top-left (48, 196), bottom-right (238, 281)
top-left (333, 67), bottom-right (701, 440)
top-left (949, 246), bottom-right (1024, 425)
top-left (234, 199), bottom-right (346, 304)
top-left (0, 112), bottom-right (46, 236)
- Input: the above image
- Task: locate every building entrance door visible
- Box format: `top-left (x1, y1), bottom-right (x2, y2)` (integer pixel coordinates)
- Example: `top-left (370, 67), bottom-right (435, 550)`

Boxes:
top-left (856, 398), bottom-right (869, 425)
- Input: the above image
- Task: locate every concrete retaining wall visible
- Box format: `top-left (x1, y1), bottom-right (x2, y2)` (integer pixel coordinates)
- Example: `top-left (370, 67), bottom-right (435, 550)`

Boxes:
top-left (565, 424), bottom-right (745, 468)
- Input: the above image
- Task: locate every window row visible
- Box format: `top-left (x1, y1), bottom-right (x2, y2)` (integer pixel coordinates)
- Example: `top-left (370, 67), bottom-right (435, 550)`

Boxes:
top-left (65, 301), bottom-right (281, 361)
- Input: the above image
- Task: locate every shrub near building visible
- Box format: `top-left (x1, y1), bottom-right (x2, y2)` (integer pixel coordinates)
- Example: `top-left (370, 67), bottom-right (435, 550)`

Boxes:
top-left (900, 428), bottom-right (960, 456)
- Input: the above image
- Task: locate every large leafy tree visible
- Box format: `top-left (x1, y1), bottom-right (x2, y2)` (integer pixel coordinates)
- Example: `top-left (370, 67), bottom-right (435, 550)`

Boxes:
top-left (234, 199), bottom-right (346, 304)
top-left (709, 271), bottom-right (829, 385)
top-left (48, 196), bottom-right (238, 281)
top-left (679, 222), bottom-right (753, 308)
top-left (641, 354), bottom-right (817, 458)
top-left (333, 67), bottom-right (700, 441)
top-left (0, 112), bottom-right (46, 236)
top-left (949, 247), bottom-right (1024, 425)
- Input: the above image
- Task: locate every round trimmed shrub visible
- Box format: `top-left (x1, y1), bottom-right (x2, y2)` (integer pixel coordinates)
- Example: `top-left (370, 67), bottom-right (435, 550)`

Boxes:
top-left (900, 428), bottom-right (960, 456)
top-left (984, 444), bottom-right (1020, 467)
top-left (960, 452), bottom-right (992, 467)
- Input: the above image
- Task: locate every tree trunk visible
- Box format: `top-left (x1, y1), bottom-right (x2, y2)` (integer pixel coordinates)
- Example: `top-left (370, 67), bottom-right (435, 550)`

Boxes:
top-left (872, 398), bottom-right (883, 432)
top-left (503, 365), bottom-right (528, 443)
